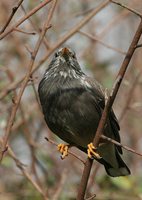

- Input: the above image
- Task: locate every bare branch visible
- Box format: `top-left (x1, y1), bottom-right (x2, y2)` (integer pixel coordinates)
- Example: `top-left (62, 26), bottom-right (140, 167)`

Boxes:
top-left (14, 27), bottom-right (36, 35)
top-left (77, 19), bottom-right (142, 200)
top-left (101, 135), bottom-right (142, 157)
top-left (0, 0), bottom-right (24, 34)
top-left (45, 137), bottom-right (85, 164)
top-left (79, 30), bottom-right (126, 55)
top-left (119, 70), bottom-right (142, 122)
top-left (1, 140), bottom-right (49, 199)
top-left (52, 168), bottom-right (68, 200)
top-left (0, 0), bottom-right (53, 40)
top-left (85, 194), bottom-right (96, 200)
top-left (110, 0), bottom-right (142, 18)
top-left (135, 43), bottom-right (142, 49)
top-left (0, 0), bottom-right (57, 162)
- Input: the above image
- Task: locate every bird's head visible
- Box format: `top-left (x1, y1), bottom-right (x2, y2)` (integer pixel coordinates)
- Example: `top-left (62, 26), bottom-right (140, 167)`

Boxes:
top-left (55, 47), bottom-right (76, 62)
top-left (44, 47), bottom-right (83, 79)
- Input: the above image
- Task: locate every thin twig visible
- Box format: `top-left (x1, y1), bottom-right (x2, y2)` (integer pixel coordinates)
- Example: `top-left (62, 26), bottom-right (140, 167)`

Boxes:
top-left (79, 30), bottom-right (126, 55)
top-left (52, 168), bottom-right (68, 200)
top-left (0, 0), bottom-right (24, 34)
top-left (14, 27), bottom-right (36, 35)
top-left (119, 70), bottom-right (142, 122)
top-left (0, 140), bottom-right (49, 200)
top-left (110, 0), bottom-right (142, 18)
top-left (19, 105), bottom-right (44, 189)
top-left (77, 19), bottom-right (142, 200)
top-left (45, 137), bottom-right (85, 164)
top-left (0, 0), bottom-right (57, 162)
top-left (135, 44), bottom-right (142, 49)
top-left (85, 194), bottom-right (96, 200)
top-left (98, 1), bottom-right (137, 38)
top-left (0, 0), bottom-right (53, 40)
top-left (21, 5), bottom-right (51, 50)
top-left (101, 135), bottom-right (142, 157)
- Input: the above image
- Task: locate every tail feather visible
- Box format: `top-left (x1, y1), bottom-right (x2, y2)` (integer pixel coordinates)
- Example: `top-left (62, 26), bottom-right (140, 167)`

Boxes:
top-left (78, 143), bottom-right (130, 177)
top-left (104, 151), bottom-right (130, 177)
top-left (97, 143), bottom-right (130, 177)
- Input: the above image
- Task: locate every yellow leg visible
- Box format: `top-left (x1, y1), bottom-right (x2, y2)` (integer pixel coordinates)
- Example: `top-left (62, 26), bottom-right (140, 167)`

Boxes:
top-left (57, 144), bottom-right (69, 159)
top-left (87, 143), bottom-right (102, 159)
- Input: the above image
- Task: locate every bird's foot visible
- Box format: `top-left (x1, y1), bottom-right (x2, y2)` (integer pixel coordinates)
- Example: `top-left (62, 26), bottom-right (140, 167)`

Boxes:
top-left (87, 143), bottom-right (102, 159)
top-left (57, 143), bottom-right (69, 159)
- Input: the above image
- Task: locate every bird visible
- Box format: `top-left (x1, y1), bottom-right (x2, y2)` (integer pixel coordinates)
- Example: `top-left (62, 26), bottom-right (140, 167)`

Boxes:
top-left (38, 47), bottom-right (130, 177)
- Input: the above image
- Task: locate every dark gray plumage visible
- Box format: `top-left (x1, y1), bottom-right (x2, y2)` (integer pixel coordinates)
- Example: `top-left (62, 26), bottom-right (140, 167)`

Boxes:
top-left (38, 47), bottom-right (130, 177)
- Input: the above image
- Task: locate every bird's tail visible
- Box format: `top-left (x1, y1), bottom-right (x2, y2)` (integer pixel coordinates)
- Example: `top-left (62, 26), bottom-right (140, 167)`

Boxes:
top-left (97, 143), bottom-right (130, 177)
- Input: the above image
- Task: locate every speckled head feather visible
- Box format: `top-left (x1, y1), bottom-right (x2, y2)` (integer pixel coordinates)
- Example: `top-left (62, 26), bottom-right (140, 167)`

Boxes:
top-left (44, 47), bottom-right (84, 80)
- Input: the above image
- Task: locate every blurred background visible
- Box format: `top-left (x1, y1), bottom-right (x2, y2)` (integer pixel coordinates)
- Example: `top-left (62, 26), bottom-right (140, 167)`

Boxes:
top-left (0, 0), bottom-right (142, 199)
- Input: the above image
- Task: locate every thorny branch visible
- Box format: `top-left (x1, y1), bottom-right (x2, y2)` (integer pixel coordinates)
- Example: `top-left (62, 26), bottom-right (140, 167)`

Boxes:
top-left (77, 18), bottom-right (142, 200)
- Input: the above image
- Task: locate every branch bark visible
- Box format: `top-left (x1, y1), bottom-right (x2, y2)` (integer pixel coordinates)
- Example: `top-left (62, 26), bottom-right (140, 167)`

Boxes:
top-left (0, 0), bottom-right (52, 40)
top-left (101, 135), bottom-right (142, 157)
top-left (77, 19), bottom-right (142, 200)
top-left (0, 0), bottom-right (24, 34)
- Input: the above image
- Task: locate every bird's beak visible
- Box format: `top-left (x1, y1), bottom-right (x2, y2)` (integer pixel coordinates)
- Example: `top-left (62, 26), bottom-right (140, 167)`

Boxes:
top-left (61, 47), bottom-right (70, 56)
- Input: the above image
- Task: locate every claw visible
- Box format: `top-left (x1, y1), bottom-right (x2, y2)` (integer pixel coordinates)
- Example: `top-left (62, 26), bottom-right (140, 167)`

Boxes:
top-left (57, 144), bottom-right (69, 159)
top-left (87, 143), bottom-right (102, 159)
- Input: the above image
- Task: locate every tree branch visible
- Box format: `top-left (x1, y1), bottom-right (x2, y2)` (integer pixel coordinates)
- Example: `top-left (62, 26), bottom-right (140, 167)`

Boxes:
top-left (0, 0), bottom-right (24, 34)
top-left (77, 19), bottom-right (142, 200)
top-left (110, 0), bottom-right (142, 18)
top-left (0, 0), bottom-right (53, 40)
top-left (45, 137), bottom-right (85, 164)
top-left (101, 135), bottom-right (142, 157)
top-left (0, 0), bottom-right (57, 162)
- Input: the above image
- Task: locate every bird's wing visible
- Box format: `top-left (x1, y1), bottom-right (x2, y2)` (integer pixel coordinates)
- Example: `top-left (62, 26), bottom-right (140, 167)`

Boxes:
top-left (86, 77), bottom-right (122, 153)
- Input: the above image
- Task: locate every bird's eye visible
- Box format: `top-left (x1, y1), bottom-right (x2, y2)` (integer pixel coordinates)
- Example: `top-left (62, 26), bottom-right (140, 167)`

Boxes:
top-left (55, 52), bottom-right (59, 57)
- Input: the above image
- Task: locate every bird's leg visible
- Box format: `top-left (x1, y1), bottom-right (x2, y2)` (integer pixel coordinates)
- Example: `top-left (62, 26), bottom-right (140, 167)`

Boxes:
top-left (87, 143), bottom-right (102, 159)
top-left (57, 143), bottom-right (70, 159)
